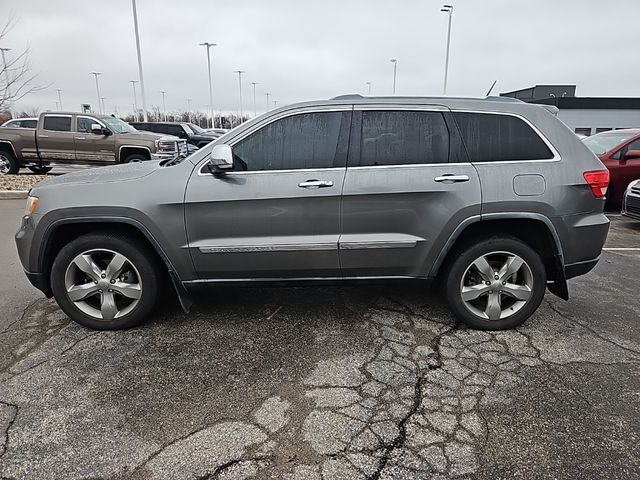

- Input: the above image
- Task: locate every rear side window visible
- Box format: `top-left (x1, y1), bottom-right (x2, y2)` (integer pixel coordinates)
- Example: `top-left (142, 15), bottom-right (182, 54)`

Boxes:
top-left (453, 112), bottom-right (553, 162)
top-left (358, 111), bottom-right (449, 166)
top-left (233, 111), bottom-right (347, 171)
top-left (43, 116), bottom-right (71, 132)
top-left (22, 119), bottom-right (37, 128)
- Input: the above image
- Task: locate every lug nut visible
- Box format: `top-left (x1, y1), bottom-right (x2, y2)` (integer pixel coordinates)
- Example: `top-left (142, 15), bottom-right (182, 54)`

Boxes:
top-left (101, 273), bottom-right (106, 279)
top-left (485, 281), bottom-right (490, 285)
top-left (494, 275), bottom-right (499, 280)
top-left (110, 279), bottom-right (115, 284)
top-left (502, 281), bottom-right (506, 285)
top-left (108, 289), bottom-right (113, 293)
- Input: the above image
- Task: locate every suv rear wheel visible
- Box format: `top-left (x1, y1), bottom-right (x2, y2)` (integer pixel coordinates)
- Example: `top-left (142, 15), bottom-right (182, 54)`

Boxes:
top-left (445, 237), bottom-right (546, 330)
top-left (50, 233), bottom-right (161, 330)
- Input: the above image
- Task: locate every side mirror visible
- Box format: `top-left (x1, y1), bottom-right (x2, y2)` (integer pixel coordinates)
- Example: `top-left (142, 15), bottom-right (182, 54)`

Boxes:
top-left (91, 124), bottom-right (110, 136)
top-left (206, 144), bottom-right (234, 174)
top-left (624, 149), bottom-right (640, 160)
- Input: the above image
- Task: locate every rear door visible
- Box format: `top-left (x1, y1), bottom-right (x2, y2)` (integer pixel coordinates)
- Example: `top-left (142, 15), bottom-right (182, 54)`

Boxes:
top-left (74, 116), bottom-right (116, 164)
top-left (37, 114), bottom-right (75, 162)
top-left (184, 107), bottom-right (352, 279)
top-left (339, 106), bottom-right (482, 278)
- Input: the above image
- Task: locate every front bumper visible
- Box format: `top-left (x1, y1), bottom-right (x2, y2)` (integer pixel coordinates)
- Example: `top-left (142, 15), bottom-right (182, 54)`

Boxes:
top-left (622, 189), bottom-right (640, 220)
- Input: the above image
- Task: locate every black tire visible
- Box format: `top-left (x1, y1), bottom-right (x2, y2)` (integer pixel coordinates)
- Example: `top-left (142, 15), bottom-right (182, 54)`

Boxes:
top-left (28, 165), bottom-right (53, 174)
top-left (50, 233), bottom-right (162, 330)
top-left (0, 150), bottom-right (19, 175)
top-left (445, 236), bottom-right (546, 330)
top-left (122, 154), bottom-right (148, 163)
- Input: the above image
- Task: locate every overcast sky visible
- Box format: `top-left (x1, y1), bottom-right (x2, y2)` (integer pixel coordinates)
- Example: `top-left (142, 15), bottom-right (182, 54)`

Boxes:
top-left (2, 0), bottom-right (639, 117)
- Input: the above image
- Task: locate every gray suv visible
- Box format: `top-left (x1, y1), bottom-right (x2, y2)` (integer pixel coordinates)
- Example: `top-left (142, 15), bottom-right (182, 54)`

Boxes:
top-left (15, 95), bottom-right (610, 330)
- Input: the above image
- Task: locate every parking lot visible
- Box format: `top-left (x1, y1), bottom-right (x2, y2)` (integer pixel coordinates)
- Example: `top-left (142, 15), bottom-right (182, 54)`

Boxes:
top-left (0, 198), bottom-right (638, 479)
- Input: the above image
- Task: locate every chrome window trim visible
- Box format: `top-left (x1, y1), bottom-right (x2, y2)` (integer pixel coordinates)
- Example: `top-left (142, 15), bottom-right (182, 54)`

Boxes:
top-left (449, 109), bottom-right (561, 163)
top-left (199, 243), bottom-right (336, 254)
top-left (347, 162), bottom-right (472, 170)
top-left (41, 114), bottom-right (73, 133)
top-left (76, 115), bottom-right (106, 133)
top-left (197, 105), bottom-right (353, 176)
top-left (197, 166), bottom-right (346, 177)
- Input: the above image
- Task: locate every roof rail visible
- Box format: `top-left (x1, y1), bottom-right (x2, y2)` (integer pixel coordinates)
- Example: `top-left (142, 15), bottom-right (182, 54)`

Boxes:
top-left (330, 94), bottom-right (364, 100)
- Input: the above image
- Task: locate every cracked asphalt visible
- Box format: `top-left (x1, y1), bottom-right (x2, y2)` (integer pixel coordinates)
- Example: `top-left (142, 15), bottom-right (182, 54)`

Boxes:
top-left (0, 199), bottom-right (639, 479)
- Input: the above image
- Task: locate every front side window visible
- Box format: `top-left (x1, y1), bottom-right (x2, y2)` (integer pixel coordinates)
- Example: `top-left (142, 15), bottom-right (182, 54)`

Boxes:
top-left (232, 111), bottom-right (345, 171)
top-left (453, 112), bottom-right (553, 162)
top-left (358, 111), bottom-right (449, 166)
top-left (43, 116), bottom-right (71, 132)
top-left (583, 132), bottom-right (637, 155)
top-left (100, 116), bottom-right (136, 134)
top-left (77, 117), bottom-right (100, 133)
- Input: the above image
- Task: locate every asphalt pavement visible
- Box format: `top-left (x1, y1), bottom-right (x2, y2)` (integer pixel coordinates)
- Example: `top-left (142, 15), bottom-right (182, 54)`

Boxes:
top-left (0, 200), bottom-right (638, 480)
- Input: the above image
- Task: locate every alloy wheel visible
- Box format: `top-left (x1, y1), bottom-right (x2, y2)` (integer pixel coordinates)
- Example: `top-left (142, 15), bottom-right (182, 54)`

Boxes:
top-left (0, 153), bottom-right (10, 175)
top-left (64, 249), bottom-right (142, 320)
top-left (460, 251), bottom-right (533, 321)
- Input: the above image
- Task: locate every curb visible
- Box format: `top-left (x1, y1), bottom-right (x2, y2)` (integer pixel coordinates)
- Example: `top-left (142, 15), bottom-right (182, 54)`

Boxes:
top-left (0, 190), bottom-right (28, 200)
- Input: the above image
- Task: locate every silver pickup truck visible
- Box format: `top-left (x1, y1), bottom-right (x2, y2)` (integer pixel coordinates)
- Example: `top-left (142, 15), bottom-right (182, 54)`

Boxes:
top-left (0, 112), bottom-right (187, 174)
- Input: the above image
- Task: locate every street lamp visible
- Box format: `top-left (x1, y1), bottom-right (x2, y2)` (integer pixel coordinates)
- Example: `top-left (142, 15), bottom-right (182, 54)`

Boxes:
top-left (251, 82), bottom-right (258, 117)
top-left (199, 42), bottom-right (217, 128)
top-left (0, 47), bottom-right (11, 114)
top-left (160, 90), bottom-right (167, 121)
top-left (56, 89), bottom-right (63, 110)
top-left (265, 92), bottom-right (271, 111)
top-left (90, 72), bottom-right (102, 113)
top-left (390, 59), bottom-right (397, 95)
top-left (366, 81), bottom-right (372, 95)
top-left (441, 4), bottom-right (454, 95)
top-left (100, 97), bottom-right (106, 114)
top-left (131, 0), bottom-right (148, 121)
top-left (234, 70), bottom-right (245, 125)
top-left (129, 80), bottom-right (139, 120)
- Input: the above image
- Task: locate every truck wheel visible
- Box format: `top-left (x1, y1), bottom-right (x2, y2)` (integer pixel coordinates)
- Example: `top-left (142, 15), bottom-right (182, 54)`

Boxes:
top-left (123, 154), bottom-right (147, 163)
top-left (50, 233), bottom-right (161, 330)
top-left (0, 150), bottom-right (19, 175)
top-left (445, 237), bottom-right (546, 330)
top-left (28, 165), bottom-right (53, 174)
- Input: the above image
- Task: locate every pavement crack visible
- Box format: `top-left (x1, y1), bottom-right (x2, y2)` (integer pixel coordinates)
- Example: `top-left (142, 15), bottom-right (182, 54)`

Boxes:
top-left (0, 400), bottom-right (19, 459)
top-left (195, 455), bottom-right (273, 479)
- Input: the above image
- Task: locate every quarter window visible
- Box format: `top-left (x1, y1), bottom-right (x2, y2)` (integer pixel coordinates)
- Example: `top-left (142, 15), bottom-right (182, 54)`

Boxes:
top-left (43, 116), bottom-right (71, 132)
top-left (358, 111), bottom-right (449, 166)
top-left (453, 112), bottom-right (553, 162)
top-left (232, 111), bottom-right (346, 171)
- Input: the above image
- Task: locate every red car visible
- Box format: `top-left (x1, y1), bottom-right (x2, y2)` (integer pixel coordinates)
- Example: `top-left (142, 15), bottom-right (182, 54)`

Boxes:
top-left (582, 129), bottom-right (640, 206)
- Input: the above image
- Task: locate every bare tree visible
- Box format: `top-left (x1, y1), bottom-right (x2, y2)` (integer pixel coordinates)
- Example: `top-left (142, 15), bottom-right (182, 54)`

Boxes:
top-left (0, 13), bottom-right (45, 114)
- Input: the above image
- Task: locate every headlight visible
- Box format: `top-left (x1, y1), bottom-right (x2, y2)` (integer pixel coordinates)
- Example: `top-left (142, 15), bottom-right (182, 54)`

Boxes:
top-left (25, 195), bottom-right (39, 216)
top-left (155, 138), bottom-right (178, 153)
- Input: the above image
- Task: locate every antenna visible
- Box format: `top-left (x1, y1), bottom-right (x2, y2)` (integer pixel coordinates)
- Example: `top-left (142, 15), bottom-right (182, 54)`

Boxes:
top-left (485, 80), bottom-right (497, 97)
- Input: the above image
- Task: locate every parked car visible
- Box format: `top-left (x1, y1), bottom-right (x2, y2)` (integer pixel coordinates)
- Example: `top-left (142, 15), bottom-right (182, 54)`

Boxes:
top-left (582, 129), bottom-right (640, 207)
top-left (15, 95), bottom-right (609, 331)
top-left (622, 179), bottom-right (640, 220)
top-left (1, 117), bottom-right (38, 129)
top-left (130, 121), bottom-right (220, 148)
top-left (206, 128), bottom-right (229, 135)
top-left (0, 112), bottom-right (188, 175)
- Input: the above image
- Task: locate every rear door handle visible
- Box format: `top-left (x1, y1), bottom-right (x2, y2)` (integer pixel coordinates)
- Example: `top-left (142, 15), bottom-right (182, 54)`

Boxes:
top-left (434, 174), bottom-right (470, 183)
top-left (38, 135), bottom-right (49, 138)
top-left (298, 180), bottom-right (334, 188)
top-left (74, 136), bottom-right (86, 140)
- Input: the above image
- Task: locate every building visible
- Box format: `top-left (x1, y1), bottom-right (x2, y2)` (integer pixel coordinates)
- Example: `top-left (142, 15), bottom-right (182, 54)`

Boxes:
top-left (500, 85), bottom-right (640, 136)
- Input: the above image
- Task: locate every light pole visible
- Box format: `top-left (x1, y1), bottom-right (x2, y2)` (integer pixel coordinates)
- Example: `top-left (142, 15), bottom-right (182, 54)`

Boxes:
top-left (129, 80), bottom-right (139, 120)
top-left (0, 47), bottom-right (11, 114)
top-left (366, 81), bottom-right (372, 94)
top-left (160, 90), bottom-right (167, 121)
top-left (100, 97), bottom-right (106, 114)
top-left (251, 82), bottom-right (258, 117)
top-left (441, 4), bottom-right (454, 95)
top-left (55, 101), bottom-right (59, 111)
top-left (265, 92), bottom-right (271, 111)
top-left (235, 70), bottom-right (245, 125)
top-left (90, 72), bottom-right (102, 113)
top-left (56, 89), bottom-right (63, 110)
top-left (199, 42), bottom-right (217, 128)
top-left (390, 59), bottom-right (397, 95)
top-left (131, 0), bottom-right (148, 121)
top-left (186, 98), bottom-right (192, 122)
top-left (273, 100), bottom-right (278, 108)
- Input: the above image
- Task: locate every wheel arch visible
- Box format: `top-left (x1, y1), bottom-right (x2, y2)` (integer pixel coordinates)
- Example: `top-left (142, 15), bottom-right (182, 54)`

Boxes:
top-left (430, 213), bottom-right (568, 300)
top-left (118, 145), bottom-right (151, 163)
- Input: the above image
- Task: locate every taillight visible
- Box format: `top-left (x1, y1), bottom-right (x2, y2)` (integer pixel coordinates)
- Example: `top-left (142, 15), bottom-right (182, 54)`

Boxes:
top-left (583, 170), bottom-right (610, 198)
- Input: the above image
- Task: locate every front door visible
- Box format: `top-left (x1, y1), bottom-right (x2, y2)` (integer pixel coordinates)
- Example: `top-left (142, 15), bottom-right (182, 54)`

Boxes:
top-left (37, 114), bottom-right (75, 163)
top-left (74, 116), bottom-right (116, 164)
top-left (339, 107), bottom-right (482, 277)
top-left (184, 108), bottom-right (352, 280)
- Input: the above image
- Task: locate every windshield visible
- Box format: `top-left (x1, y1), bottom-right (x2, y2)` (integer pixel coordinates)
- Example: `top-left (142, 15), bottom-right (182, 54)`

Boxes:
top-left (188, 123), bottom-right (205, 134)
top-left (100, 116), bottom-right (138, 134)
top-left (582, 132), bottom-right (636, 155)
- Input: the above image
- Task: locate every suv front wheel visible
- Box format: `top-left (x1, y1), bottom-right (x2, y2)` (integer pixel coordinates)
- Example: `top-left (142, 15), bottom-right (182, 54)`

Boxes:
top-left (445, 237), bottom-right (546, 330)
top-left (51, 233), bottom-right (161, 330)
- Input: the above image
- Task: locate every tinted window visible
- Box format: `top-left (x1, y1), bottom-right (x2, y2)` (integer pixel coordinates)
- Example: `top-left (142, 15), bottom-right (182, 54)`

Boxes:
top-left (359, 111), bottom-right (449, 166)
top-left (453, 112), bottom-right (553, 162)
top-left (22, 119), bottom-right (37, 128)
top-left (233, 112), bottom-right (345, 171)
top-left (43, 116), bottom-right (71, 132)
top-left (167, 125), bottom-right (183, 137)
top-left (627, 139), bottom-right (640, 151)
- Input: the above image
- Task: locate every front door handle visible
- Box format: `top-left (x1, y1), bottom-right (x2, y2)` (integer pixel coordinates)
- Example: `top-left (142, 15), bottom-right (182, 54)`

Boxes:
top-left (298, 179), bottom-right (334, 188)
top-left (434, 174), bottom-right (470, 183)
top-left (74, 136), bottom-right (86, 140)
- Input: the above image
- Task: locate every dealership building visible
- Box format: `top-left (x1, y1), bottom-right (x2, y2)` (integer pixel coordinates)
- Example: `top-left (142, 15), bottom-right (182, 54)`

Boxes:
top-left (500, 85), bottom-right (640, 136)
